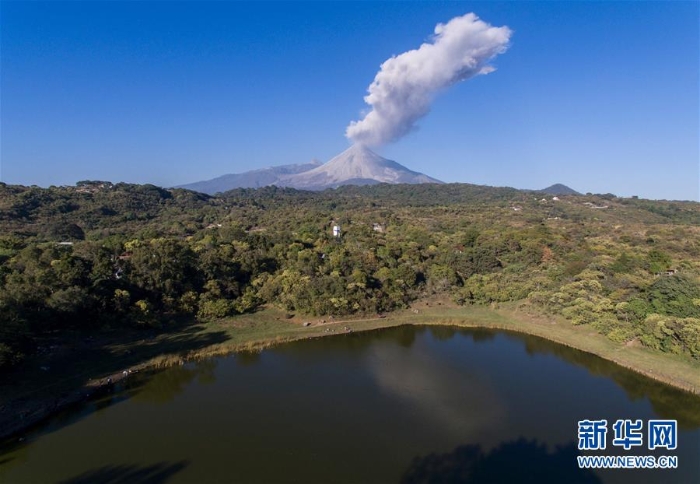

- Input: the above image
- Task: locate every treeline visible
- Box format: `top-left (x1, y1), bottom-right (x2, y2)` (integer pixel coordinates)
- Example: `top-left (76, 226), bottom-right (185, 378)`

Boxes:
top-left (1, 181), bottom-right (699, 368)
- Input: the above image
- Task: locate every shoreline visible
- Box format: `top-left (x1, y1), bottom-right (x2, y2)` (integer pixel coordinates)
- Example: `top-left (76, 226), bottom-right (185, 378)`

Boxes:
top-left (2, 301), bottom-right (700, 442)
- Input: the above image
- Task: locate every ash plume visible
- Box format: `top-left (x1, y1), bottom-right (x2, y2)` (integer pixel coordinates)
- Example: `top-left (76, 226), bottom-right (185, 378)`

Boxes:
top-left (346, 13), bottom-right (512, 147)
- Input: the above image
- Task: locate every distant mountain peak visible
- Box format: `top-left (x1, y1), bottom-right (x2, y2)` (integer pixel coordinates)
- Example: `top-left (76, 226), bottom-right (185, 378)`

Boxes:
top-left (541, 183), bottom-right (581, 195)
top-left (277, 144), bottom-right (442, 190)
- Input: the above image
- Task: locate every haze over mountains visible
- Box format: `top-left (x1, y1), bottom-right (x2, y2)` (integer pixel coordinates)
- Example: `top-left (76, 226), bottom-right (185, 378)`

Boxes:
top-left (179, 144), bottom-right (443, 194)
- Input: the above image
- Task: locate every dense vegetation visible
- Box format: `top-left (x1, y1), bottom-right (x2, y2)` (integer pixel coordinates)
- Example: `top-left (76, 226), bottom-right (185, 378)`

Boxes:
top-left (1, 180), bottom-right (700, 369)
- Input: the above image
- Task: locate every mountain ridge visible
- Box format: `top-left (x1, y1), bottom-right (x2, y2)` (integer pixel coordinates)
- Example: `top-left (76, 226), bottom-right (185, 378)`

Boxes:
top-left (178, 145), bottom-right (442, 194)
top-left (178, 160), bottom-right (322, 194)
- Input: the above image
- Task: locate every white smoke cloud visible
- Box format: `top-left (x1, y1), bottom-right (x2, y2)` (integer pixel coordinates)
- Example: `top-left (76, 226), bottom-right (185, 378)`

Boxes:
top-left (346, 13), bottom-right (512, 147)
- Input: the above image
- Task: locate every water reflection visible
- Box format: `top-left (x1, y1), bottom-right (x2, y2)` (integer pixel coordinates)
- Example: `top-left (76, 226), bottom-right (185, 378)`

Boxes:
top-left (427, 325), bottom-right (459, 341)
top-left (234, 350), bottom-right (262, 366)
top-left (497, 331), bottom-right (700, 428)
top-left (395, 325), bottom-right (418, 347)
top-left (132, 360), bottom-right (218, 404)
top-left (366, 340), bottom-right (506, 440)
top-left (400, 438), bottom-right (601, 484)
top-left (1, 325), bottom-right (699, 484)
top-left (57, 460), bottom-right (189, 484)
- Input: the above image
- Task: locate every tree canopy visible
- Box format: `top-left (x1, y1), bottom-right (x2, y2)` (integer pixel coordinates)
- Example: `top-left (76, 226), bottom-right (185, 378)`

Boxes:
top-left (1, 181), bottom-right (700, 368)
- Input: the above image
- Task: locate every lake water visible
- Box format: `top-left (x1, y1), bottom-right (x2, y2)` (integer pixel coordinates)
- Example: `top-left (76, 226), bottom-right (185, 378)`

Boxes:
top-left (1, 326), bottom-right (699, 483)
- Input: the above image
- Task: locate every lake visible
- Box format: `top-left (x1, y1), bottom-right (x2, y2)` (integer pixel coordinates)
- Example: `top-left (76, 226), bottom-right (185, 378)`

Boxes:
top-left (1, 326), bottom-right (699, 483)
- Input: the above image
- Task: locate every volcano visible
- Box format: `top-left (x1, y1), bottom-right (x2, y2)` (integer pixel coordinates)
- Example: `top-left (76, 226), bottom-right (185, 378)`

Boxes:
top-left (277, 144), bottom-right (442, 190)
top-left (179, 144), bottom-right (442, 194)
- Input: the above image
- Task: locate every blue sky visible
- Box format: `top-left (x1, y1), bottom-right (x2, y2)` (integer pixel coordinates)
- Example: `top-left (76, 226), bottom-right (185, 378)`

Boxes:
top-left (1, 1), bottom-right (698, 200)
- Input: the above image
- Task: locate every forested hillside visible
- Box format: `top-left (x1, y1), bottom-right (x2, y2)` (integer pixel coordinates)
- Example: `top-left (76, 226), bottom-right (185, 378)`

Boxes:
top-left (1, 180), bottom-right (699, 368)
